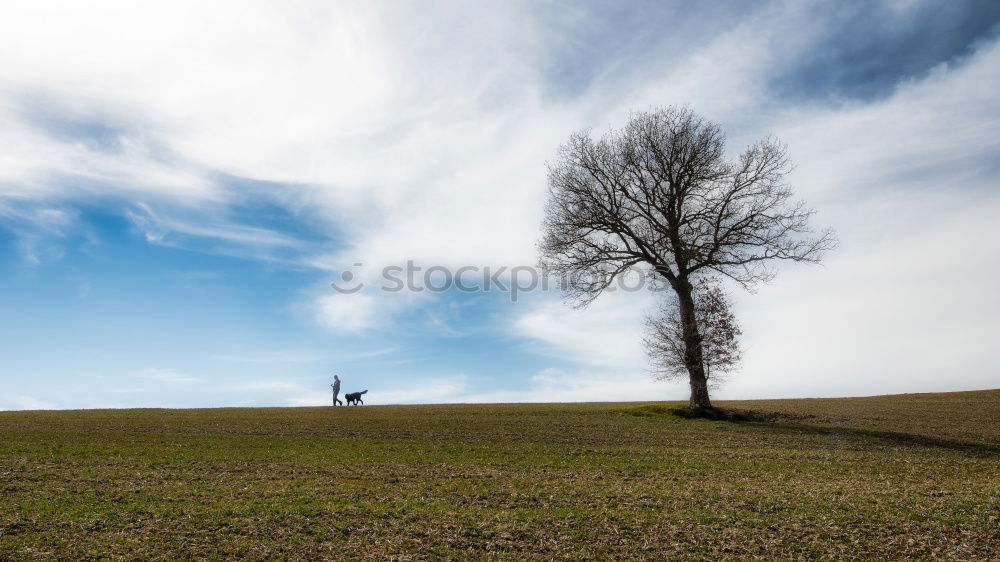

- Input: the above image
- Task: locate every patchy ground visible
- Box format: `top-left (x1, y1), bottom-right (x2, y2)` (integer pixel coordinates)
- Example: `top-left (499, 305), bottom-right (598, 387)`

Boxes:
top-left (1, 390), bottom-right (997, 559)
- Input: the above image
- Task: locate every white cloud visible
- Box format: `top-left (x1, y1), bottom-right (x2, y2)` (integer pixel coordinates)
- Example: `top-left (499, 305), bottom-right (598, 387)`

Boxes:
top-left (620, 1), bottom-right (820, 126)
top-left (0, 94), bottom-right (216, 203)
top-left (706, 38), bottom-right (1000, 399)
top-left (777, 41), bottom-right (1000, 203)
top-left (721, 176), bottom-right (1000, 399)
top-left (314, 292), bottom-right (379, 332)
top-left (515, 290), bottom-right (653, 370)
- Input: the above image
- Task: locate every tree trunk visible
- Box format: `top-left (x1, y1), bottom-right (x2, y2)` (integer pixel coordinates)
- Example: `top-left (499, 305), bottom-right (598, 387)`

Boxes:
top-left (675, 279), bottom-right (714, 412)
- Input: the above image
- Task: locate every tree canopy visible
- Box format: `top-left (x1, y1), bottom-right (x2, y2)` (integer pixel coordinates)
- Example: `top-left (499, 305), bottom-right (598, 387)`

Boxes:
top-left (540, 106), bottom-right (835, 411)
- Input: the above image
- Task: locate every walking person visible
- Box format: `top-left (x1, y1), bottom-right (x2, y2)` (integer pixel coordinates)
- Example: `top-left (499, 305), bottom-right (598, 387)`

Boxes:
top-left (330, 374), bottom-right (343, 406)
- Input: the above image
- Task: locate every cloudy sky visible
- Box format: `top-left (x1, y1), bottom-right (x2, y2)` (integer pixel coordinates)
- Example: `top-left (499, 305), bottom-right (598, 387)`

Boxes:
top-left (1, 0), bottom-right (998, 409)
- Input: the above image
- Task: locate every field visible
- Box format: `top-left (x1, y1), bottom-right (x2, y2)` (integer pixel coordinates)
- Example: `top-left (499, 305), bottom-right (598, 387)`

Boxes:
top-left (1, 390), bottom-right (998, 560)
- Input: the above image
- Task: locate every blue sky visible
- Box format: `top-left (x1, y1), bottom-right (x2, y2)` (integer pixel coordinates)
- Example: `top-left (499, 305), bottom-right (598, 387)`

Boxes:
top-left (1, 0), bottom-right (999, 409)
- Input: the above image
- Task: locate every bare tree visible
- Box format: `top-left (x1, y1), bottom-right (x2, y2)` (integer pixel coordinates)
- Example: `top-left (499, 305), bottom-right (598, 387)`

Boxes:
top-left (645, 281), bottom-right (741, 388)
top-left (539, 106), bottom-right (835, 413)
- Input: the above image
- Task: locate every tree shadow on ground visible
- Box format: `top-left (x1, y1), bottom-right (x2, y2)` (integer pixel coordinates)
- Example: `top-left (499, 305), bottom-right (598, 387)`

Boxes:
top-left (623, 404), bottom-right (1000, 457)
top-left (753, 420), bottom-right (1000, 457)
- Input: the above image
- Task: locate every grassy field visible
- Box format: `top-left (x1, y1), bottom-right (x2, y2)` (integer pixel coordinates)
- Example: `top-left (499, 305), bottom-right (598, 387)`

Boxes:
top-left (1, 390), bottom-right (998, 560)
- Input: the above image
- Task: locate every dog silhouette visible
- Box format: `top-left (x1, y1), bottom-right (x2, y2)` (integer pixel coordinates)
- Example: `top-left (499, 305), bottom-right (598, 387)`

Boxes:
top-left (345, 390), bottom-right (368, 406)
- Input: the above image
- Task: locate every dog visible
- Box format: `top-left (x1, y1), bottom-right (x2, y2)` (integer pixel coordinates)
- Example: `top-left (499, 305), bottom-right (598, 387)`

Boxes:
top-left (344, 390), bottom-right (368, 406)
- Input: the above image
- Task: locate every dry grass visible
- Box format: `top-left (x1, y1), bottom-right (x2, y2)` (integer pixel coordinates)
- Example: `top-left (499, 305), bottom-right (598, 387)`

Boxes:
top-left (1, 389), bottom-right (998, 560)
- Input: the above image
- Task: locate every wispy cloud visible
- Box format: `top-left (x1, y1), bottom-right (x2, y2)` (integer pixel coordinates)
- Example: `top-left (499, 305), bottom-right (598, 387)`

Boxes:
top-left (337, 347), bottom-right (399, 362)
top-left (123, 202), bottom-right (314, 264)
top-left (0, 204), bottom-right (90, 265)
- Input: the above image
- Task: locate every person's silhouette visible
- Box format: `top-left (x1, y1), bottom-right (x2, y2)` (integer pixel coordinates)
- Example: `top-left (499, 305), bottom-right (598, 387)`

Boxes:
top-left (330, 375), bottom-right (343, 406)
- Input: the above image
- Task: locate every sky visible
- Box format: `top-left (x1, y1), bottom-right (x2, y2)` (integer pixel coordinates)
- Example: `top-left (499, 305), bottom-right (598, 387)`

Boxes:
top-left (1, 0), bottom-right (999, 409)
